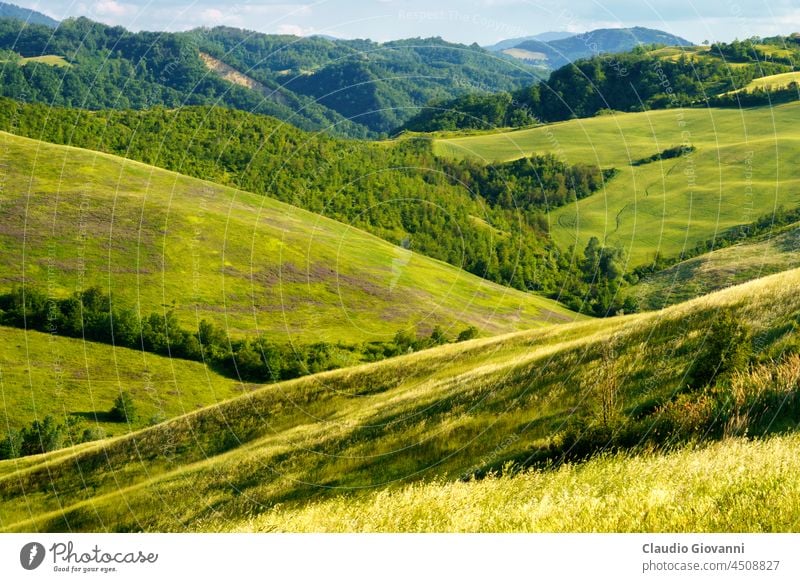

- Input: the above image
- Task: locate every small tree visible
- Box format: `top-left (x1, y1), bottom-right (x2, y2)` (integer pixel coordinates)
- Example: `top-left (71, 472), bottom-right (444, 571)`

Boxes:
top-left (393, 329), bottom-right (417, 353)
top-left (20, 416), bottom-right (64, 455)
top-left (0, 429), bottom-right (22, 460)
top-left (110, 391), bottom-right (138, 423)
top-left (456, 326), bottom-right (479, 342)
top-left (429, 326), bottom-right (447, 346)
top-left (689, 311), bottom-right (751, 389)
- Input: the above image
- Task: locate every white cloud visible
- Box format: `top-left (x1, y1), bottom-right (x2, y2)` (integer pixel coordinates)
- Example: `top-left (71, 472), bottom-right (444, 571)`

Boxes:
top-left (185, 4), bottom-right (314, 30)
top-left (197, 7), bottom-right (239, 25)
top-left (277, 23), bottom-right (315, 36)
top-left (199, 8), bottom-right (224, 20)
top-left (90, 0), bottom-right (136, 17)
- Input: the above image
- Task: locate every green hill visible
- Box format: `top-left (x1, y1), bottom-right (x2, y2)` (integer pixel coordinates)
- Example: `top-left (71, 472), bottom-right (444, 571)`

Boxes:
top-left (0, 130), bottom-right (579, 345)
top-left (736, 70), bottom-right (800, 93)
top-left (632, 223), bottom-right (800, 310)
top-left (434, 102), bottom-right (800, 265)
top-left (0, 2), bottom-right (57, 27)
top-left (0, 325), bottom-right (246, 434)
top-left (0, 99), bottom-right (624, 312)
top-left (2, 265), bottom-right (798, 532)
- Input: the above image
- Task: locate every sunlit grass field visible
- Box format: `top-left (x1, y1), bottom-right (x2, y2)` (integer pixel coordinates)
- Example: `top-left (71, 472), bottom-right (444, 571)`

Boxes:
top-left (740, 70), bottom-right (800, 92)
top-left (235, 434), bottom-right (800, 532)
top-left (434, 102), bottom-right (800, 264)
top-left (19, 55), bottom-right (71, 67)
top-left (0, 131), bottom-right (580, 344)
top-left (2, 266), bottom-right (799, 532)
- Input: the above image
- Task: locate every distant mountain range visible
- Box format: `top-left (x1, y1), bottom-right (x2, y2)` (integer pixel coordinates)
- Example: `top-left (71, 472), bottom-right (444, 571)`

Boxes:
top-left (484, 31), bottom-right (574, 52)
top-left (0, 1), bottom-right (57, 27)
top-left (491, 26), bottom-right (692, 69)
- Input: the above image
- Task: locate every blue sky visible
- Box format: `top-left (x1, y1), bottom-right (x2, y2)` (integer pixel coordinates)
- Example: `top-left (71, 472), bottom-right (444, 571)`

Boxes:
top-left (15, 0), bottom-right (800, 45)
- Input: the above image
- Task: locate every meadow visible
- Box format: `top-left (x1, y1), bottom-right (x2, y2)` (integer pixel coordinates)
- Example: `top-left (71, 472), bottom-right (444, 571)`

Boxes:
top-left (2, 266), bottom-right (799, 532)
top-left (0, 325), bottom-right (248, 433)
top-left (0, 131), bottom-right (579, 345)
top-left (740, 71), bottom-right (800, 92)
top-left (632, 223), bottom-right (800, 310)
top-left (19, 55), bottom-right (71, 67)
top-left (434, 102), bottom-right (800, 264)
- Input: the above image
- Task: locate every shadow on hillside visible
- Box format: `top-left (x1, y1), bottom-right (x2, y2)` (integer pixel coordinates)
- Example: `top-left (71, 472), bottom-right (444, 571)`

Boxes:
top-left (71, 411), bottom-right (116, 423)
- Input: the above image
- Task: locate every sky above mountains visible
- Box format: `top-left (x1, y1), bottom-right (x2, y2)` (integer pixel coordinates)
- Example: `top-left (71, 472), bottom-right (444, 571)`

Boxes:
top-left (14, 0), bottom-right (800, 45)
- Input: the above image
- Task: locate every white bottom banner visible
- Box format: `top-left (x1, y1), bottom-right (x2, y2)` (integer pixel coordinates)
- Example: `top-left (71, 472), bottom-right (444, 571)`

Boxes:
top-left (1, 533), bottom-right (797, 581)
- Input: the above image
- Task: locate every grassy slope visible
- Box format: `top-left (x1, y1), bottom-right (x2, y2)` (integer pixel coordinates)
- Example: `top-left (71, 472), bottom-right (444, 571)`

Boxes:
top-left (0, 325), bottom-right (248, 434)
top-left (2, 266), bottom-right (799, 532)
top-left (0, 131), bottom-right (580, 344)
top-left (741, 71), bottom-right (800, 92)
top-left (236, 434), bottom-right (800, 532)
top-left (434, 102), bottom-right (800, 264)
top-left (20, 55), bottom-right (70, 67)
top-left (633, 223), bottom-right (800, 310)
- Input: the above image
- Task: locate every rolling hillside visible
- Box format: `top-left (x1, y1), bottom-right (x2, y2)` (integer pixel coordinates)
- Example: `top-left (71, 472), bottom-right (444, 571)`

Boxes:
top-left (0, 131), bottom-right (579, 345)
top-left (0, 325), bottom-right (247, 433)
top-left (632, 223), bottom-right (800, 310)
top-left (738, 70), bottom-right (800, 93)
top-left (434, 102), bottom-right (800, 264)
top-left (0, 2), bottom-right (57, 27)
top-left (400, 38), bottom-right (794, 133)
top-left (2, 265), bottom-right (799, 532)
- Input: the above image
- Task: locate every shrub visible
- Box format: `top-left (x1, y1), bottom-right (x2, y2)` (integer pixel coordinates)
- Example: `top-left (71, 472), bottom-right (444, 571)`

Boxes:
top-left (689, 311), bottom-right (752, 389)
top-left (110, 391), bottom-right (138, 423)
top-left (0, 429), bottom-right (21, 459)
top-left (429, 326), bottom-right (448, 346)
top-left (457, 326), bottom-right (479, 342)
top-left (20, 416), bottom-right (65, 455)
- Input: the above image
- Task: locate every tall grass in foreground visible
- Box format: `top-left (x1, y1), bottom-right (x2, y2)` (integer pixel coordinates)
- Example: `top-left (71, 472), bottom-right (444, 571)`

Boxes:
top-left (233, 434), bottom-right (800, 533)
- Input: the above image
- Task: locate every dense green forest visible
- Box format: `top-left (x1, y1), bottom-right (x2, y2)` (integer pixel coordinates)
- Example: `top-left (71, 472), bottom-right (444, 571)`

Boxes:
top-left (0, 17), bottom-right (540, 137)
top-left (197, 28), bottom-right (541, 134)
top-left (401, 38), bottom-right (799, 132)
top-left (0, 98), bottom-right (631, 315)
top-left (0, 17), bottom-right (369, 137)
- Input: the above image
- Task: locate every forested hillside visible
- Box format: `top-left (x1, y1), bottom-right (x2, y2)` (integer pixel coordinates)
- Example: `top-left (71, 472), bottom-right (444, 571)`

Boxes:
top-left (0, 17), bottom-right (541, 137)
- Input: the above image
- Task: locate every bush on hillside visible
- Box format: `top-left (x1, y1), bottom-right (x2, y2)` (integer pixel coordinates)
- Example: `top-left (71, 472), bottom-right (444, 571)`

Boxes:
top-left (110, 391), bottom-right (138, 423)
top-left (688, 311), bottom-right (752, 389)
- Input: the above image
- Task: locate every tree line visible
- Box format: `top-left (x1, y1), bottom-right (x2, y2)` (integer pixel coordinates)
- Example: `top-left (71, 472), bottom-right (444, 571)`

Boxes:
top-left (0, 286), bottom-right (480, 384)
